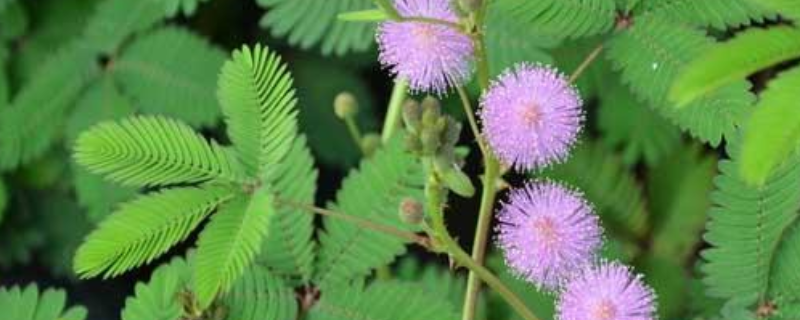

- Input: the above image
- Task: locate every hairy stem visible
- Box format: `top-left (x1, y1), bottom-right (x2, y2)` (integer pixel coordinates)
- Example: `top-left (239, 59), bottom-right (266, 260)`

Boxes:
top-left (381, 78), bottom-right (409, 143)
top-left (568, 43), bottom-right (604, 83)
top-left (456, 86), bottom-right (486, 156)
top-left (461, 5), bottom-right (501, 320)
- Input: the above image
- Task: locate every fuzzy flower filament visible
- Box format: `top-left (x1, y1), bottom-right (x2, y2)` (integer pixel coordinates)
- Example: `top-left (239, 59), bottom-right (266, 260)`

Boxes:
top-left (496, 181), bottom-right (602, 290)
top-left (377, 0), bottom-right (474, 93)
top-left (557, 262), bottom-right (657, 320)
top-left (479, 63), bottom-right (583, 171)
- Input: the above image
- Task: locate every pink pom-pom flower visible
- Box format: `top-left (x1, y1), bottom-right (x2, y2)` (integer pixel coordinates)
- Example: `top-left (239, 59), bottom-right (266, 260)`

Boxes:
top-left (496, 180), bottom-right (602, 291)
top-left (377, 0), bottom-right (474, 93)
top-left (479, 63), bottom-right (583, 171)
top-left (557, 262), bottom-right (657, 320)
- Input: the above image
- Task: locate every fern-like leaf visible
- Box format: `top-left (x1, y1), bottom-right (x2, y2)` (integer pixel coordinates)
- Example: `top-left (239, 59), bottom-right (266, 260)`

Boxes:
top-left (313, 136), bottom-right (425, 290)
top-left (750, 0), bottom-right (800, 20)
top-left (739, 67), bottom-right (800, 186)
top-left (493, 0), bottom-right (616, 39)
top-left (74, 115), bottom-right (244, 187)
top-left (637, 0), bottom-right (776, 30)
top-left (0, 42), bottom-right (99, 170)
top-left (258, 136), bottom-right (317, 282)
top-left (671, 27), bottom-right (800, 107)
top-left (82, 0), bottom-right (164, 54)
top-left (217, 44), bottom-right (298, 179)
top-left (308, 281), bottom-right (459, 320)
top-left (74, 186), bottom-right (234, 278)
top-left (223, 265), bottom-right (298, 320)
top-left (257, 0), bottom-right (374, 56)
top-left (193, 187), bottom-right (275, 308)
top-left (114, 26), bottom-right (226, 127)
top-left (606, 16), bottom-right (754, 146)
top-left (701, 136), bottom-right (800, 300)
top-left (0, 284), bottom-right (87, 320)
top-left (485, 10), bottom-right (558, 76)
top-left (162, 0), bottom-right (209, 17)
top-left (121, 256), bottom-right (191, 320)
top-left (542, 142), bottom-right (648, 239)
top-left (598, 76), bottom-right (680, 166)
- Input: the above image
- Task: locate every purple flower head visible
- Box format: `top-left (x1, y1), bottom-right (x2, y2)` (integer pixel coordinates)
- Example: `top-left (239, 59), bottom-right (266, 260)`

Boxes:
top-left (557, 262), bottom-right (657, 320)
top-left (496, 180), bottom-right (602, 291)
top-left (377, 0), bottom-right (474, 94)
top-left (479, 63), bottom-right (583, 171)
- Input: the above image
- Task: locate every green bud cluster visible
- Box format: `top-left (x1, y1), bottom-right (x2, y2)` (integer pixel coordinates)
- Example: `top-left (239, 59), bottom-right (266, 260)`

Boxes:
top-left (402, 96), bottom-right (475, 197)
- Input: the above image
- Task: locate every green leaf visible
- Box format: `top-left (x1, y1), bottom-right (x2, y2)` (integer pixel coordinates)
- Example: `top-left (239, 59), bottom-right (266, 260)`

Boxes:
top-left (161, 0), bottom-right (210, 17)
top-left (217, 44), bottom-right (298, 178)
top-left (542, 142), bottom-right (648, 239)
top-left (74, 115), bottom-right (244, 187)
top-left (114, 26), bottom-right (226, 127)
top-left (0, 179), bottom-right (6, 226)
top-left (492, 0), bottom-right (616, 39)
top-left (0, 43), bottom-right (99, 170)
top-left (487, 254), bottom-right (555, 320)
top-left (194, 187), bottom-right (275, 308)
top-left (749, 0), bottom-right (800, 20)
top-left (0, 284), bottom-right (87, 320)
top-left (313, 136), bottom-right (425, 290)
top-left (637, 0), bottom-right (777, 30)
top-left (0, 1), bottom-right (27, 41)
top-left (121, 256), bottom-right (192, 320)
top-left (67, 78), bottom-right (137, 222)
top-left (338, 9), bottom-right (388, 22)
top-left (648, 145), bottom-right (716, 262)
top-left (671, 27), bottom-right (800, 107)
top-left (308, 281), bottom-right (459, 320)
top-left (607, 16), bottom-right (755, 146)
top-left (598, 75), bottom-right (681, 166)
top-left (257, 0), bottom-right (375, 55)
top-left (82, 0), bottom-right (164, 54)
top-left (35, 194), bottom-right (93, 277)
top-left (702, 136), bottom-right (800, 300)
top-left (638, 255), bottom-right (690, 319)
top-left (74, 186), bottom-right (234, 278)
top-left (258, 136), bottom-right (317, 281)
top-left (485, 10), bottom-right (558, 77)
top-left (739, 67), bottom-right (800, 186)
top-left (223, 265), bottom-right (298, 320)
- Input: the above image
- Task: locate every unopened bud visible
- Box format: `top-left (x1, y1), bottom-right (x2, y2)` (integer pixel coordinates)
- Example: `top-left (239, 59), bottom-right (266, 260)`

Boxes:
top-left (399, 197), bottom-right (424, 225)
top-left (402, 100), bottom-right (422, 133)
top-left (435, 156), bottom-right (475, 197)
top-left (361, 134), bottom-right (381, 156)
top-left (334, 92), bottom-right (358, 119)
top-left (421, 96), bottom-right (441, 127)
top-left (421, 129), bottom-right (441, 155)
top-left (443, 117), bottom-right (462, 147)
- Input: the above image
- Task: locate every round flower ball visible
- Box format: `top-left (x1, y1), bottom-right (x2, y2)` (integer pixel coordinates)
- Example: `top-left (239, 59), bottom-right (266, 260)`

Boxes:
top-left (377, 0), bottom-right (474, 93)
top-left (479, 63), bottom-right (583, 171)
top-left (496, 180), bottom-right (602, 290)
top-left (557, 262), bottom-right (657, 320)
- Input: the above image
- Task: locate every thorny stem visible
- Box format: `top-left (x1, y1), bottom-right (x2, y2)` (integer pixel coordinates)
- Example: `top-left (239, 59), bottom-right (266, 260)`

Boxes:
top-left (277, 199), bottom-right (430, 249)
top-left (568, 43), bottom-right (604, 83)
top-left (381, 78), bottom-right (409, 143)
top-left (456, 86), bottom-right (486, 156)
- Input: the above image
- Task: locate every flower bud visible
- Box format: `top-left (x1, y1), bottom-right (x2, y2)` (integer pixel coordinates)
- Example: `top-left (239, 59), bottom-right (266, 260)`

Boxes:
top-left (361, 133), bottom-right (382, 156)
top-left (434, 156), bottom-right (475, 197)
top-left (398, 197), bottom-right (424, 225)
top-left (402, 99), bottom-right (422, 133)
top-left (421, 96), bottom-right (442, 127)
top-left (334, 92), bottom-right (358, 119)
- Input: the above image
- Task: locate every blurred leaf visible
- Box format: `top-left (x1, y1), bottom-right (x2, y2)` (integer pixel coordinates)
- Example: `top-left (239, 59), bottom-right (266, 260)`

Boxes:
top-left (114, 26), bottom-right (225, 127)
top-left (161, 0), bottom-right (209, 17)
top-left (485, 10), bottom-right (557, 77)
top-left (0, 1), bottom-right (27, 41)
top-left (36, 193), bottom-right (93, 277)
top-left (292, 55), bottom-right (377, 168)
top-left (639, 255), bottom-right (689, 319)
top-left (739, 67), bottom-right (800, 186)
top-left (308, 281), bottom-right (459, 320)
top-left (121, 255), bottom-right (191, 320)
top-left (83, 0), bottom-right (164, 54)
top-left (648, 144), bottom-right (716, 261)
top-left (395, 258), bottom-right (487, 320)
top-left (598, 74), bottom-right (681, 167)
top-left (0, 179), bottom-right (6, 226)
top-left (0, 284), bottom-right (87, 320)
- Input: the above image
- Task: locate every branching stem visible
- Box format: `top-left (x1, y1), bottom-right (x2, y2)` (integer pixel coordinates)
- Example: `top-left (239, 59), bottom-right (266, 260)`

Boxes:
top-left (456, 86), bottom-right (487, 156)
top-left (569, 43), bottom-right (604, 83)
top-left (381, 78), bottom-right (409, 143)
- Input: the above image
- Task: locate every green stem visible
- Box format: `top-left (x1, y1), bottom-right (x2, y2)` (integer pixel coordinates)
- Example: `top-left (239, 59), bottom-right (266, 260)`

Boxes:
top-left (372, 0), bottom-right (400, 19)
top-left (443, 233), bottom-right (540, 320)
top-left (456, 86), bottom-right (486, 156)
top-left (343, 117), bottom-right (365, 153)
top-left (568, 43), bottom-right (604, 83)
top-left (381, 78), bottom-right (409, 143)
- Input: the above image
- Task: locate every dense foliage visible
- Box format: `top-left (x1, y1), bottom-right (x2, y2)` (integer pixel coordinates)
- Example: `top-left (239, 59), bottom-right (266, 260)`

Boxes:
top-left (1, 0), bottom-right (800, 319)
